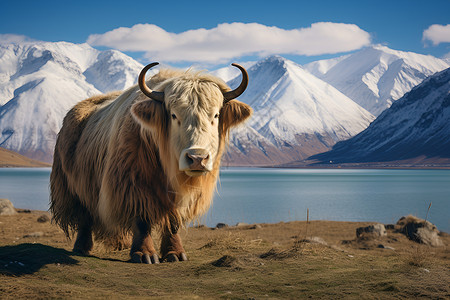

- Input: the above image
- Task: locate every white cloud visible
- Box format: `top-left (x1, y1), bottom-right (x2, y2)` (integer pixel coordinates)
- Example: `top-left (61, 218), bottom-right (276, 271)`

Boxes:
top-left (0, 34), bottom-right (37, 45)
top-left (87, 22), bottom-right (371, 63)
top-left (423, 24), bottom-right (450, 46)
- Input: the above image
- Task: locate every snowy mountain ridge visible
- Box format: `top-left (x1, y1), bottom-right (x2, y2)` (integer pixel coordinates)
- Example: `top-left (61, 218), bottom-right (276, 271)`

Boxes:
top-left (304, 45), bottom-right (449, 116)
top-left (222, 55), bottom-right (375, 165)
top-left (1, 41), bottom-right (448, 166)
top-left (310, 66), bottom-right (450, 164)
top-left (0, 42), bottom-right (143, 162)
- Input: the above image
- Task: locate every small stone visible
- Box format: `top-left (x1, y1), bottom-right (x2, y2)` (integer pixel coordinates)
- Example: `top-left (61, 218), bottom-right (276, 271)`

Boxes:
top-left (235, 222), bottom-right (249, 227)
top-left (377, 244), bottom-right (395, 250)
top-left (249, 224), bottom-right (262, 229)
top-left (37, 214), bottom-right (50, 223)
top-left (23, 232), bottom-right (44, 238)
top-left (300, 236), bottom-right (328, 246)
top-left (215, 223), bottom-right (228, 229)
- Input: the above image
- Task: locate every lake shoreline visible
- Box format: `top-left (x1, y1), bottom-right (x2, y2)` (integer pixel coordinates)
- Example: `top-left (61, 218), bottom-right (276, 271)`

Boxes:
top-left (7, 208), bottom-right (450, 234)
top-left (2, 157), bottom-right (450, 170)
top-left (2, 168), bottom-right (450, 232)
top-left (3, 165), bottom-right (450, 169)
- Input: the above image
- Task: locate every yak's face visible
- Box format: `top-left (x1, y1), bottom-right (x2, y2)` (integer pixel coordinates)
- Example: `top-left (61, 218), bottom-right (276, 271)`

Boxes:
top-left (165, 81), bottom-right (223, 176)
top-left (132, 65), bottom-right (252, 177)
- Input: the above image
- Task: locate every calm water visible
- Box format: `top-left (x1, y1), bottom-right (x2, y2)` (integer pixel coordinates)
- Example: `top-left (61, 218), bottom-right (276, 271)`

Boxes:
top-left (1, 168), bottom-right (449, 232)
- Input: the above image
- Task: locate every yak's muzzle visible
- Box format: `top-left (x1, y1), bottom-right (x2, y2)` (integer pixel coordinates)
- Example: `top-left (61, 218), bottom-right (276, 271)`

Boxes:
top-left (179, 147), bottom-right (213, 177)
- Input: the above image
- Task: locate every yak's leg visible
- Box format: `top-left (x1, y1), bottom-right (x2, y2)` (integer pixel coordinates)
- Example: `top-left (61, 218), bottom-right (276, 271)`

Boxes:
top-left (73, 219), bottom-right (93, 256)
top-left (130, 219), bottom-right (160, 264)
top-left (161, 222), bottom-right (188, 262)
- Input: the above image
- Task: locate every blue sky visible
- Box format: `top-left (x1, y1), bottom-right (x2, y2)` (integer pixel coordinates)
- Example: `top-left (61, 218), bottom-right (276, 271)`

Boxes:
top-left (1, 0), bottom-right (449, 67)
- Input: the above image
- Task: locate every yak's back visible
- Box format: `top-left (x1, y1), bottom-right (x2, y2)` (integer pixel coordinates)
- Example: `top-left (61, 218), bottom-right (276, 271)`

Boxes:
top-left (56, 92), bottom-right (121, 173)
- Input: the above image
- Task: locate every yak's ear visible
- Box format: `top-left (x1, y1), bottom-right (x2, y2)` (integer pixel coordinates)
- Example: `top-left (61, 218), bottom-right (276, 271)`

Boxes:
top-left (131, 100), bottom-right (166, 129)
top-left (220, 99), bottom-right (253, 132)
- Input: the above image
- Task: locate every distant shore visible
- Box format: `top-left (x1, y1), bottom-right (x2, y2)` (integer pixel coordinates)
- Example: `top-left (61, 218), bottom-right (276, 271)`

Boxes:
top-left (2, 146), bottom-right (450, 169)
top-left (0, 148), bottom-right (51, 168)
top-left (3, 163), bottom-right (450, 170)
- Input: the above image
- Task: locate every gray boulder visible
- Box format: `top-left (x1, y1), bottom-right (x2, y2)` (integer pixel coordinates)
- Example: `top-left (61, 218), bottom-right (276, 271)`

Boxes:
top-left (397, 215), bottom-right (443, 247)
top-left (356, 223), bottom-right (387, 239)
top-left (0, 199), bottom-right (17, 216)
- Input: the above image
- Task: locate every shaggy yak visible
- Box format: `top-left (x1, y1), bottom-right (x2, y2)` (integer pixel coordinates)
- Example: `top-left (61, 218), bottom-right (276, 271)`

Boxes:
top-left (50, 62), bottom-right (252, 263)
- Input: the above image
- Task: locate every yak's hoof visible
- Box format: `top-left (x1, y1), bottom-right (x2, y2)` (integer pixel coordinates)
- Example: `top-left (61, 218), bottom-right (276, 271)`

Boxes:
top-left (130, 252), bottom-right (160, 264)
top-left (165, 252), bottom-right (188, 262)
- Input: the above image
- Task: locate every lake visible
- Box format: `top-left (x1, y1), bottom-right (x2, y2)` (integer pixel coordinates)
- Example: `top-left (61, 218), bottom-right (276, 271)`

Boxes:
top-left (1, 168), bottom-right (449, 232)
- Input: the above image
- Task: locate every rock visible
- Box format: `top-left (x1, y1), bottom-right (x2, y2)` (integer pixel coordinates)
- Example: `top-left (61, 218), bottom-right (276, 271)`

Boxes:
top-left (37, 214), bottom-right (50, 223)
top-left (356, 224), bottom-right (387, 239)
top-left (215, 223), bottom-right (228, 229)
top-left (385, 224), bottom-right (395, 230)
top-left (299, 236), bottom-right (328, 246)
top-left (23, 232), bottom-right (44, 238)
top-left (235, 222), bottom-right (249, 227)
top-left (0, 199), bottom-right (17, 216)
top-left (377, 244), bottom-right (395, 250)
top-left (249, 224), bottom-right (262, 230)
top-left (396, 215), bottom-right (443, 247)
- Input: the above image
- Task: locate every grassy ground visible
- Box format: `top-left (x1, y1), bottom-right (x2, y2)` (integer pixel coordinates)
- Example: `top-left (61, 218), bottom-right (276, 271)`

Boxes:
top-left (1, 210), bottom-right (449, 299)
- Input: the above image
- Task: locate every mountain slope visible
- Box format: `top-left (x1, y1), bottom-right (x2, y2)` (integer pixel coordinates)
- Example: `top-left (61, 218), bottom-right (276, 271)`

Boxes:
top-left (211, 61), bottom-right (257, 82)
top-left (309, 67), bottom-right (450, 164)
top-left (223, 56), bottom-right (375, 166)
top-left (0, 147), bottom-right (50, 167)
top-left (0, 42), bottom-right (143, 163)
top-left (305, 45), bottom-right (449, 116)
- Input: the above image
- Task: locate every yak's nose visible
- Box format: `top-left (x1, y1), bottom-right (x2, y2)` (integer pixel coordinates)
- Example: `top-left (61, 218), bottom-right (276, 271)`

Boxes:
top-left (186, 153), bottom-right (210, 170)
top-left (179, 148), bottom-right (213, 176)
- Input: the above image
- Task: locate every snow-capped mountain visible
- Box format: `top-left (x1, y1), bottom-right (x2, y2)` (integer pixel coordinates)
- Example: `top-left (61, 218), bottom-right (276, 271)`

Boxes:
top-left (0, 42), bottom-right (143, 162)
top-left (222, 56), bottom-right (375, 166)
top-left (309, 67), bottom-right (450, 164)
top-left (2, 40), bottom-right (447, 167)
top-left (211, 61), bottom-right (257, 82)
top-left (305, 45), bottom-right (449, 116)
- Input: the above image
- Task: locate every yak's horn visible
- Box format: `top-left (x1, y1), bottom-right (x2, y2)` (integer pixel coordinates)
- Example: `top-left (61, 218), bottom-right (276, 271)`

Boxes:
top-left (138, 62), bottom-right (164, 102)
top-left (223, 63), bottom-right (248, 102)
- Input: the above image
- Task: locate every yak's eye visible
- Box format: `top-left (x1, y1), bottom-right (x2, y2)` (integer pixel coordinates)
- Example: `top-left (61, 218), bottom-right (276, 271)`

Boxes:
top-left (214, 113), bottom-right (219, 119)
top-left (171, 113), bottom-right (177, 120)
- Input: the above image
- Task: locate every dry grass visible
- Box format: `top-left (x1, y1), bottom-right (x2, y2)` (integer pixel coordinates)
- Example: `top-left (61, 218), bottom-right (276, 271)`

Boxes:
top-left (404, 245), bottom-right (431, 267)
top-left (1, 210), bottom-right (449, 299)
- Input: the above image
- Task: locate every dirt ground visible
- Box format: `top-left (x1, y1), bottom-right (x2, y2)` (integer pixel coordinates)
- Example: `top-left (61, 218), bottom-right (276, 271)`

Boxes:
top-left (1, 210), bottom-right (449, 299)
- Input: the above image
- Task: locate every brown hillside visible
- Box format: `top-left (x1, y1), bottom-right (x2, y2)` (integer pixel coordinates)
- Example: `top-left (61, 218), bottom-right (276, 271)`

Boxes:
top-left (0, 147), bottom-right (51, 168)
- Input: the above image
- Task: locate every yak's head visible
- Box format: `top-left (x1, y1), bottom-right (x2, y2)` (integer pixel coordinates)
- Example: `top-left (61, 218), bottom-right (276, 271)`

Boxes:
top-left (132, 63), bottom-right (252, 177)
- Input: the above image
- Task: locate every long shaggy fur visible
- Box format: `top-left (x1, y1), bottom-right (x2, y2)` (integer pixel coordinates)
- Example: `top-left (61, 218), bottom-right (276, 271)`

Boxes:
top-left (50, 68), bottom-right (252, 243)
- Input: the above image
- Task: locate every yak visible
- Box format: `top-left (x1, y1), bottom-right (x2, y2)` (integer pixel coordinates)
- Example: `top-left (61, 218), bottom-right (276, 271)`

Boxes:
top-left (50, 62), bottom-right (252, 263)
